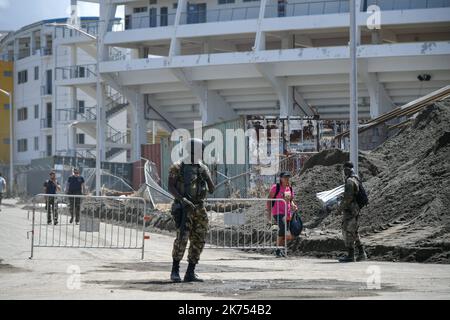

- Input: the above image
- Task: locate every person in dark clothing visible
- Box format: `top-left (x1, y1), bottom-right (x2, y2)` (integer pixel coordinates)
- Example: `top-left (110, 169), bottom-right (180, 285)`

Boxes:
top-left (44, 171), bottom-right (61, 225)
top-left (65, 168), bottom-right (85, 224)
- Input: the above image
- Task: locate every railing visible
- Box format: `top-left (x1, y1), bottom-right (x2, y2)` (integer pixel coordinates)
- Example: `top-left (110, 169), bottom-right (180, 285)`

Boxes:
top-left (54, 21), bottom-right (99, 39)
top-left (18, 48), bottom-right (31, 60)
top-left (106, 128), bottom-right (130, 145)
top-left (41, 85), bottom-right (52, 96)
top-left (58, 106), bottom-right (128, 145)
top-left (106, 0), bottom-right (449, 33)
top-left (40, 118), bottom-right (52, 129)
top-left (364, 0), bottom-right (450, 10)
top-left (180, 6), bottom-right (261, 24)
top-left (265, 0), bottom-right (349, 18)
top-left (55, 64), bottom-right (97, 81)
top-left (56, 107), bottom-right (96, 122)
top-left (0, 53), bottom-right (14, 61)
top-left (41, 47), bottom-right (53, 56)
top-left (113, 13), bottom-right (177, 31)
top-left (109, 47), bottom-right (127, 61)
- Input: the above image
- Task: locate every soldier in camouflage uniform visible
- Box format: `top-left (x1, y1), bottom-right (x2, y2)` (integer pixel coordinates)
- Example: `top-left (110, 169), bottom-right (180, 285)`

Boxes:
top-left (169, 139), bottom-right (215, 282)
top-left (338, 162), bottom-right (367, 263)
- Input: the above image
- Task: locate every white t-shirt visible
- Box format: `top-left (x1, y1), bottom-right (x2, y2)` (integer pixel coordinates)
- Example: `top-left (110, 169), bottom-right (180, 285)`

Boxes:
top-left (0, 177), bottom-right (6, 193)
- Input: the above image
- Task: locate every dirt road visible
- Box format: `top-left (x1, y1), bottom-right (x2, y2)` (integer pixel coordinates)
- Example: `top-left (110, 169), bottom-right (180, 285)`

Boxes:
top-left (0, 199), bottom-right (449, 300)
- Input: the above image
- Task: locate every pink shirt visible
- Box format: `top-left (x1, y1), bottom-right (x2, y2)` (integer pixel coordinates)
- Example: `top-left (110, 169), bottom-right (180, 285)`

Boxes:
top-left (270, 184), bottom-right (294, 218)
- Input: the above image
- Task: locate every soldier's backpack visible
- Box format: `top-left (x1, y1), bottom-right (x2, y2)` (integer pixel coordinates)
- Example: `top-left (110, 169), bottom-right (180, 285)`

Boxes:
top-left (354, 177), bottom-right (369, 209)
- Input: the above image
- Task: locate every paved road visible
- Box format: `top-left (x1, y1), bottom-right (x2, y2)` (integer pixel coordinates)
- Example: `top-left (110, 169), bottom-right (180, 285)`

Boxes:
top-left (1, 199), bottom-right (449, 300)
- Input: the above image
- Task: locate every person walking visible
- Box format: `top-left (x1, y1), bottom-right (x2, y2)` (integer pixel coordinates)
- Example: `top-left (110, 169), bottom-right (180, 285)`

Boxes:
top-left (43, 171), bottom-right (61, 225)
top-left (0, 173), bottom-right (6, 212)
top-left (65, 168), bottom-right (85, 224)
top-left (267, 171), bottom-right (298, 257)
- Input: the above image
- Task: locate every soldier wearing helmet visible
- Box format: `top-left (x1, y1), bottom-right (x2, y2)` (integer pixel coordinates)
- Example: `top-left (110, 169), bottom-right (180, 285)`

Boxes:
top-left (168, 138), bottom-right (215, 282)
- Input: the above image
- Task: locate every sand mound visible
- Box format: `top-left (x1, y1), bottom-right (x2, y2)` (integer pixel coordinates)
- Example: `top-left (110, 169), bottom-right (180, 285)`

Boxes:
top-left (289, 100), bottom-right (450, 262)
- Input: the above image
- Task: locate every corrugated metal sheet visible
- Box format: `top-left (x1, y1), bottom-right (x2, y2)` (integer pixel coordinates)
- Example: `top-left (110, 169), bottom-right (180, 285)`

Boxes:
top-left (133, 144), bottom-right (162, 190)
top-left (161, 117), bottom-right (249, 197)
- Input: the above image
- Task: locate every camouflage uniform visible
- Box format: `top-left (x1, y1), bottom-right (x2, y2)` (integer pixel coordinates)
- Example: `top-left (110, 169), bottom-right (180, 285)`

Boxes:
top-left (169, 161), bottom-right (211, 265)
top-left (340, 176), bottom-right (362, 248)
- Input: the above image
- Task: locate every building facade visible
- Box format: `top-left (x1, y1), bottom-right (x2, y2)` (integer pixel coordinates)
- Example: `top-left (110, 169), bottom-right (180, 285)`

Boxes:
top-left (2, 0), bottom-right (450, 166)
top-left (0, 17), bottom-right (129, 166)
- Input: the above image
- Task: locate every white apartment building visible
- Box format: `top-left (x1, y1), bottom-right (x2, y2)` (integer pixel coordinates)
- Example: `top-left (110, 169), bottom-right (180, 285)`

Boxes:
top-left (0, 17), bottom-right (129, 166)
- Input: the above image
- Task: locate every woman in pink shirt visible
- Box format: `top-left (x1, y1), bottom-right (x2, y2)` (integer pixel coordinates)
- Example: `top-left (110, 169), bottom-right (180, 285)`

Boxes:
top-left (266, 171), bottom-right (298, 257)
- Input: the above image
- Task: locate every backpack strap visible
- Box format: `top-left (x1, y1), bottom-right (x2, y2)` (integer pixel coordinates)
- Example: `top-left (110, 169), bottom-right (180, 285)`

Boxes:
top-left (271, 183), bottom-right (281, 208)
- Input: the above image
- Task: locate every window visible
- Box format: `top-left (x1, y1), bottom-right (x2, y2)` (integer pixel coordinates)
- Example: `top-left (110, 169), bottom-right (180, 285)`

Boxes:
top-left (4, 104), bottom-right (10, 110)
top-left (34, 66), bottom-right (39, 80)
top-left (218, 0), bottom-right (235, 4)
top-left (3, 70), bottom-right (12, 77)
top-left (78, 100), bottom-right (85, 114)
top-left (34, 104), bottom-right (39, 119)
top-left (18, 70), bottom-right (28, 84)
top-left (149, 0), bottom-right (157, 4)
top-left (173, 3), bottom-right (178, 9)
top-left (161, 7), bottom-right (168, 26)
top-left (243, 0), bottom-right (259, 2)
top-left (76, 133), bottom-right (85, 145)
top-left (133, 7), bottom-right (148, 13)
top-left (17, 107), bottom-right (28, 121)
top-left (125, 15), bottom-right (131, 30)
top-left (18, 139), bottom-right (28, 152)
top-left (34, 137), bottom-right (39, 151)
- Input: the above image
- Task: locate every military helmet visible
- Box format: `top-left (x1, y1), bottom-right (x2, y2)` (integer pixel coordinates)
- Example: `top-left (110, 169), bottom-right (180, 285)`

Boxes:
top-left (185, 138), bottom-right (206, 163)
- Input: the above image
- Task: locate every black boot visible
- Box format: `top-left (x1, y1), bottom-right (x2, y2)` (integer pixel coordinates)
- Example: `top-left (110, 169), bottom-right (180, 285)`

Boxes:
top-left (339, 247), bottom-right (355, 263)
top-left (170, 260), bottom-right (182, 282)
top-left (356, 245), bottom-right (368, 262)
top-left (184, 263), bottom-right (203, 282)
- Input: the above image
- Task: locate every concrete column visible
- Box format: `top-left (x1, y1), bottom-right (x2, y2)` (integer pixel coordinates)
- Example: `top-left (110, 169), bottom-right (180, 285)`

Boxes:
top-left (254, 0), bottom-right (268, 51)
top-left (40, 31), bottom-right (46, 52)
top-left (201, 90), bottom-right (239, 125)
top-left (368, 81), bottom-right (393, 118)
top-left (279, 85), bottom-right (294, 118)
top-left (169, 0), bottom-right (187, 58)
top-left (131, 93), bottom-right (147, 162)
top-left (30, 32), bottom-right (35, 55)
top-left (69, 0), bottom-right (79, 27)
top-left (281, 34), bottom-right (292, 49)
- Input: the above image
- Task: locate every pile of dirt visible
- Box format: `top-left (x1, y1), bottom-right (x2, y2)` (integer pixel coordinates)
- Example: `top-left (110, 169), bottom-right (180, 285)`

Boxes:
top-left (147, 100), bottom-right (450, 263)
top-left (289, 100), bottom-right (450, 263)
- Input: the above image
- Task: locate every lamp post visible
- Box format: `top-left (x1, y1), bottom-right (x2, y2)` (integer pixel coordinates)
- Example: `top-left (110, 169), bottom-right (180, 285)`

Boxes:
top-left (0, 88), bottom-right (13, 193)
top-left (349, 0), bottom-right (359, 174)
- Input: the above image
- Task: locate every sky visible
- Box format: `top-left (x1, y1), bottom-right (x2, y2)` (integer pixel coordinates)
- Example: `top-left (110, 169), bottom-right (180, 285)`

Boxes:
top-left (0, 0), bottom-right (124, 31)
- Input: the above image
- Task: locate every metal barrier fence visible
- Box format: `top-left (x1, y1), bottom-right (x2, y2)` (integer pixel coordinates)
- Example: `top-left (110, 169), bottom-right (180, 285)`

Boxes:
top-left (204, 198), bottom-right (288, 255)
top-left (29, 194), bottom-right (148, 259)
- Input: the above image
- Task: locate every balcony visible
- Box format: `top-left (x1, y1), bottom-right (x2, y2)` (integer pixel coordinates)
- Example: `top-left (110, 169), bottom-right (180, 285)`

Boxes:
top-left (55, 64), bottom-right (97, 81)
top-left (54, 21), bottom-right (99, 39)
top-left (40, 118), bottom-right (52, 129)
top-left (179, 6), bottom-right (260, 24)
top-left (364, 0), bottom-right (450, 11)
top-left (119, 13), bottom-right (177, 30)
top-left (109, 0), bottom-right (450, 33)
top-left (41, 85), bottom-right (52, 96)
top-left (41, 47), bottom-right (52, 56)
top-left (265, 0), bottom-right (349, 18)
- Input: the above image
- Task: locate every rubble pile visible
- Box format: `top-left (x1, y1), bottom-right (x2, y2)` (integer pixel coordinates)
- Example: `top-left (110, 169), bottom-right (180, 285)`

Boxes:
top-left (289, 100), bottom-right (450, 263)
